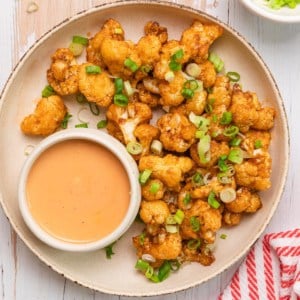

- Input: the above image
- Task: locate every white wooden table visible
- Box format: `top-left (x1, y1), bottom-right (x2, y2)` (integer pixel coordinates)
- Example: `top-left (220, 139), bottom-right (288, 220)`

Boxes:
top-left (0, 1), bottom-right (299, 299)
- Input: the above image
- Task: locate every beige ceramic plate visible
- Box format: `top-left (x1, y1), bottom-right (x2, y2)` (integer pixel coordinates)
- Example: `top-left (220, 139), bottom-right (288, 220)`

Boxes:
top-left (0, 1), bottom-right (289, 296)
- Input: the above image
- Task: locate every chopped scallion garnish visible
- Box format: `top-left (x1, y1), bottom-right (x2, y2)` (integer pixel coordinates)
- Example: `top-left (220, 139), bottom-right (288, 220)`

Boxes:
top-left (226, 71), bottom-right (240, 82)
top-left (187, 239), bottom-right (201, 250)
top-left (228, 148), bottom-right (243, 164)
top-left (139, 169), bottom-right (152, 185)
top-left (150, 182), bottom-right (160, 194)
top-left (72, 35), bottom-right (89, 46)
top-left (218, 155), bottom-right (228, 172)
top-left (208, 191), bottom-right (220, 209)
top-left (173, 209), bottom-right (185, 225)
top-left (181, 87), bottom-right (194, 99)
top-left (114, 78), bottom-right (124, 94)
top-left (41, 85), bottom-right (55, 98)
top-left (183, 193), bottom-right (191, 206)
top-left (190, 216), bottom-right (200, 232)
top-left (97, 119), bottom-right (107, 129)
top-left (85, 65), bottom-right (102, 74)
top-left (183, 79), bottom-right (199, 91)
top-left (254, 139), bottom-right (263, 149)
top-left (223, 125), bottom-right (239, 137)
top-left (124, 58), bottom-right (139, 72)
top-left (197, 135), bottom-right (211, 164)
top-left (220, 111), bottom-right (232, 125)
top-left (76, 93), bottom-right (87, 104)
top-left (75, 122), bottom-right (88, 128)
top-left (69, 42), bottom-right (84, 56)
top-left (113, 94), bottom-right (128, 107)
top-left (61, 112), bottom-right (72, 129)
top-left (192, 172), bottom-right (204, 185)
top-left (126, 142), bottom-right (143, 155)
top-left (208, 52), bottom-right (224, 73)
top-left (88, 102), bottom-right (100, 115)
top-left (105, 242), bottom-right (116, 259)
top-left (220, 234), bottom-right (227, 239)
top-left (230, 137), bottom-right (242, 147)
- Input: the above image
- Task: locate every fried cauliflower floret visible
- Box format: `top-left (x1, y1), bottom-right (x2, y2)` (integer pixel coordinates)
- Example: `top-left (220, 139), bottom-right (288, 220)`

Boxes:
top-left (196, 61), bottom-right (217, 88)
top-left (133, 232), bottom-right (182, 260)
top-left (139, 200), bottom-right (170, 224)
top-left (144, 21), bottom-right (168, 44)
top-left (106, 102), bottom-right (152, 145)
top-left (208, 75), bottom-right (231, 108)
top-left (78, 63), bottom-right (114, 107)
top-left (46, 48), bottom-right (78, 96)
top-left (234, 150), bottom-right (272, 190)
top-left (225, 187), bottom-right (262, 213)
top-left (190, 140), bottom-right (230, 168)
top-left (142, 179), bottom-right (165, 201)
top-left (180, 20), bottom-right (223, 63)
top-left (157, 113), bottom-right (196, 152)
top-left (136, 35), bottom-right (162, 66)
top-left (100, 38), bottom-right (141, 78)
top-left (241, 130), bottom-right (271, 154)
top-left (86, 18), bottom-right (124, 67)
top-left (230, 85), bottom-right (275, 133)
top-left (137, 83), bottom-right (160, 107)
top-left (159, 72), bottom-right (186, 106)
top-left (180, 199), bottom-right (222, 243)
top-left (139, 154), bottom-right (194, 190)
top-left (142, 77), bottom-right (160, 94)
top-left (182, 243), bottom-right (215, 265)
top-left (134, 123), bottom-right (160, 156)
top-left (21, 95), bottom-right (67, 136)
top-left (106, 120), bottom-right (124, 143)
top-left (184, 90), bottom-right (207, 116)
top-left (222, 210), bottom-right (242, 226)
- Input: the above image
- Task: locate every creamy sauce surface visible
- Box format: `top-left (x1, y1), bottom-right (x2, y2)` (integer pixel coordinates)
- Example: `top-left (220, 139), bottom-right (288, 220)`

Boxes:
top-left (26, 139), bottom-right (130, 243)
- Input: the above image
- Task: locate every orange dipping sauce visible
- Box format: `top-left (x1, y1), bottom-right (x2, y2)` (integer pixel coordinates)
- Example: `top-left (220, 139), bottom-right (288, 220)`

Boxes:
top-left (26, 139), bottom-right (130, 243)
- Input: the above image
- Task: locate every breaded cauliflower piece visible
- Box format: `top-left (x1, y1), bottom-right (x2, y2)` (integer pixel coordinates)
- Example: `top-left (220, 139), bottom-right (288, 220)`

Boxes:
top-left (142, 77), bottom-right (161, 94)
top-left (222, 210), bottom-right (242, 226)
top-left (142, 179), bottom-right (165, 201)
top-left (46, 48), bottom-right (78, 96)
top-left (144, 21), bottom-right (168, 44)
top-left (208, 75), bottom-right (231, 108)
top-left (241, 130), bottom-right (271, 154)
top-left (197, 60), bottom-right (217, 88)
top-left (225, 187), bottom-right (262, 213)
top-left (136, 35), bottom-right (162, 66)
top-left (159, 71), bottom-right (186, 106)
top-left (106, 120), bottom-right (125, 143)
top-left (230, 85), bottom-right (275, 133)
top-left (100, 38), bottom-right (141, 78)
top-left (234, 150), bottom-right (272, 190)
top-left (180, 199), bottom-right (222, 243)
top-left (133, 232), bottom-right (182, 260)
top-left (137, 83), bottom-right (160, 107)
top-left (182, 243), bottom-right (215, 266)
top-left (157, 113), bottom-right (196, 152)
top-left (86, 18), bottom-right (124, 67)
top-left (139, 154), bottom-right (194, 190)
top-left (134, 123), bottom-right (160, 156)
top-left (21, 95), bottom-right (67, 136)
top-left (180, 20), bottom-right (223, 63)
top-left (139, 200), bottom-right (170, 224)
top-left (106, 102), bottom-right (152, 145)
top-left (78, 63), bottom-right (114, 107)
top-left (190, 140), bottom-right (230, 168)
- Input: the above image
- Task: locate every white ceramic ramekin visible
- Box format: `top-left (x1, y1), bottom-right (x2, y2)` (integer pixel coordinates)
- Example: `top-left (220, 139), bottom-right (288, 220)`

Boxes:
top-left (18, 129), bottom-right (141, 252)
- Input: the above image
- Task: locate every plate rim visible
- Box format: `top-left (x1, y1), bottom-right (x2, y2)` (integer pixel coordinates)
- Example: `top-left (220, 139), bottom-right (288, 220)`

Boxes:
top-left (0, 0), bottom-right (290, 296)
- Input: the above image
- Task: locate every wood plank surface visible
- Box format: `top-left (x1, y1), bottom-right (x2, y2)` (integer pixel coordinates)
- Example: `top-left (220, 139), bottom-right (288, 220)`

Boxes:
top-left (0, 1), bottom-right (299, 299)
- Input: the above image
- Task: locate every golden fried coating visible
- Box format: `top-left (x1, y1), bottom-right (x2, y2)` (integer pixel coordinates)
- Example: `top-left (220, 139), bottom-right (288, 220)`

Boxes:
top-left (21, 95), bottom-right (67, 136)
top-left (197, 60), bottom-right (217, 88)
top-left (78, 63), bottom-right (114, 107)
top-left (234, 150), bottom-right (272, 190)
top-left (142, 179), bottom-right (165, 201)
top-left (106, 102), bottom-right (152, 144)
top-left (142, 77), bottom-right (161, 94)
top-left (182, 243), bottom-right (215, 266)
top-left (241, 130), bottom-right (271, 154)
top-left (225, 187), bottom-right (262, 213)
top-left (208, 75), bottom-right (231, 108)
top-left (144, 21), bottom-right (168, 44)
top-left (157, 113), bottom-right (196, 152)
top-left (139, 154), bottom-right (194, 190)
top-left (86, 18), bottom-right (125, 67)
top-left (106, 120), bottom-right (125, 143)
top-left (222, 210), bottom-right (242, 226)
top-left (139, 200), bottom-right (170, 224)
top-left (252, 107), bottom-right (276, 131)
top-left (180, 20), bottom-right (223, 63)
top-left (47, 48), bottom-right (78, 96)
top-left (137, 84), bottom-right (160, 107)
top-left (136, 35), bottom-right (162, 66)
top-left (185, 90), bottom-right (207, 116)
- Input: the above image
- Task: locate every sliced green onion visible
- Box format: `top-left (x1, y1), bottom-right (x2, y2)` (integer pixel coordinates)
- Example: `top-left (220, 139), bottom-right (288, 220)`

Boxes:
top-left (220, 111), bottom-right (232, 125)
top-left (114, 27), bottom-right (123, 34)
top-left (197, 135), bottom-right (211, 164)
top-left (183, 193), bottom-right (191, 206)
top-left (139, 232), bottom-right (146, 245)
top-left (212, 114), bottom-right (218, 123)
top-left (72, 35), bottom-right (89, 46)
top-left (181, 87), bottom-right (194, 99)
top-left (124, 80), bottom-right (134, 96)
top-left (220, 234), bottom-right (227, 239)
top-left (228, 148), bottom-right (243, 164)
top-left (135, 259), bottom-right (150, 272)
top-left (254, 139), bottom-right (263, 149)
top-left (208, 52), bottom-right (224, 73)
top-left (139, 169), bottom-right (152, 185)
top-left (217, 172), bottom-right (232, 184)
top-left (126, 142), bottom-right (143, 155)
top-left (69, 42), bottom-right (84, 56)
top-left (114, 78), bottom-right (124, 94)
top-left (150, 139), bottom-right (163, 155)
top-left (169, 60), bottom-right (181, 71)
top-left (75, 122), bottom-right (88, 128)
top-left (150, 182), bottom-right (160, 194)
top-left (166, 215), bottom-right (177, 225)
top-left (158, 261), bottom-right (171, 282)
top-left (140, 64), bottom-right (152, 74)
top-left (187, 239), bottom-right (201, 250)
top-left (208, 191), bottom-right (220, 209)
top-left (223, 125), bottom-right (239, 137)
top-left (165, 224), bottom-right (178, 233)
top-left (184, 79), bottom-right (199, 91)
top-left (164, 71), bottom-right (175, 82)
top-left (220, 187), bottom-right (236, 203)
top-left (97, 119), bottom-right (107, 129)
top-left (145, 265), bottom-right (154, 279)
top-left (171, 49), bottom-right (184, 60)
top-left (226, 71), bottom-right (240, 82)
top-left (173, 209), bottom-right (185, 225)
top-left (190, 216), bottom-right (200, 232)
top-left (88, 102), bottom-right (100, 115)
top-left (76, 93), bottom-right (87, 104)
top-left (85, 65), bottom-right (102, 74)
top-left (185, 63), bottom-right (201, 78)
top-left (114, 94), bottom-right (128, 107)
top-left (205, 98), bottom-right (215, 114)
top-left (230, 137), bottom-right (242, 146)
top-left (24, 144), bottom-right (35, 156)
top-left (41, 85), bottom-right (55, 98)
top-left (188, 112), bottom-right (210, 132)
top-left (169, 260), bottom-right (181, 271)
top-left (105, 242), bottom-right (116, 259)
top-left (61, 112), bottom-right (72, 129)
top-left (218, 155), bottom-right (228, 172)
top-left (124, 58), bottom-right (139, 72)
top-left (193, 172), bottom-right (204, 185)
top-left (195, 130), bottom-right (205, 139)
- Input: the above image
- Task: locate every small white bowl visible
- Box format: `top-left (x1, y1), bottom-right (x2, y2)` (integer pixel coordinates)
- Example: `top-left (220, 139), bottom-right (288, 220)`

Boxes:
top-left (18, 129), bottom-right (141, 252)
top-left (241, 0), bottom-right (300, 22)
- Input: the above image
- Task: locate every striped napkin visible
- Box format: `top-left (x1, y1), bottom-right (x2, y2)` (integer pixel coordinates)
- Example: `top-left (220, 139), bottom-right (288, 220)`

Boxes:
top-left (219, 228), bottom-right (300, 300)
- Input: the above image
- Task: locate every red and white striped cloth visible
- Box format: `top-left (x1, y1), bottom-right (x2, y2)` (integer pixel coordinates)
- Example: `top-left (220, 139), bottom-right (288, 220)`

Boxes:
top-left (219, 228), bottom-right (300, 300)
